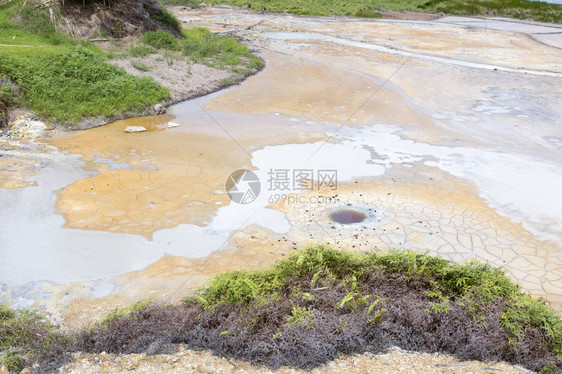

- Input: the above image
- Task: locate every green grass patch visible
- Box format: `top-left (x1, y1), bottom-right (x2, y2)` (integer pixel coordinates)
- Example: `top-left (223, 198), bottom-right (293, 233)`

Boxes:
top-left (141, 29), bottom-right (181, 50)
top-left (190, 246), bottom-right (562, 367)
top-left (0, 47), bottom-right (169, 123)
top-left (129, 44), bottom-right (158, 57)
top-left (424, 0), bottom-right (562, 23)
top-left (206, 0), bottom-right (562, 23)
top-left (160, 0), bottom-right (203, 7)
top-left (0, 0), bottom-right (171, 125)
top-left (1, 0), bottom-right (262, 125)
top-left (140, 27), bottom-right (264, 70)
top-left (0, 306), bottom-right (70, 373)
top-left (100, 299), bottom-right (153, 324)
top-left (131, 60), bottom-right (152, 72)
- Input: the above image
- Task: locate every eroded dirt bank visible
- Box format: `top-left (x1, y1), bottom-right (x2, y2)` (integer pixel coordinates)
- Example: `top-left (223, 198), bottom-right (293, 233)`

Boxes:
top-left (1, 6), bottom-right (562, 345)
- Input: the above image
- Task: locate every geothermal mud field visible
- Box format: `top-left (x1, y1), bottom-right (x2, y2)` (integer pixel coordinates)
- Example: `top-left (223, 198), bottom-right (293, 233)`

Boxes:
top-left (1, 8), bottom-right (562, 324)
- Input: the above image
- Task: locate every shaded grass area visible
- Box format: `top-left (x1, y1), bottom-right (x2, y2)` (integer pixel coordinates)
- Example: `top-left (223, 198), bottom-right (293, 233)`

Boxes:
top-left (2, 246), bottom-right (561, 373)
top-left (0, 78), bottom-right (18, 127)
top-left (204, 0), bottom-right (562, 23)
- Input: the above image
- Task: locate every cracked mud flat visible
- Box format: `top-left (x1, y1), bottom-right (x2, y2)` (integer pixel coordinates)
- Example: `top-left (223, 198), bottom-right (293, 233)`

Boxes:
top-left (1, 6), bottom-right (562, 338)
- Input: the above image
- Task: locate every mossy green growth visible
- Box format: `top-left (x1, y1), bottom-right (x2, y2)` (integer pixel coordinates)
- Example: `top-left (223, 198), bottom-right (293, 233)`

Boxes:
top-left (180, 27), bottom-right (263, 69)
top-left (502, 294), bottom-right (562, 356)
top-left (423, 0), bottom-right (562, 24)
top-left (284, 301), bottom-right (315, 329)
top-left (187, 245), bottom-right (562, 360)
top-left (188, 269), bottom-right (284, 310)
top-left (100, 299), bottom-right (153, 324)
top-left (189, 247), bottom-right (365, 310)
top-left (0, 305), bottom-right (16, 321)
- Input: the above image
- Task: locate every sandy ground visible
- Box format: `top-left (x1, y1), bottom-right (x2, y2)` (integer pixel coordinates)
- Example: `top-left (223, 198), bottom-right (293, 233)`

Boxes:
top-left (108, 53), bottom-right (233, 101)
top-left (59, 346), bottom-right (531, 374)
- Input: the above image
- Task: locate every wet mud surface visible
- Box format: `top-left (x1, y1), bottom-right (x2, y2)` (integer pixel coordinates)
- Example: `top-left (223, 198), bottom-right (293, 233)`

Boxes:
top-left (1, 7), bottom-right (561, 324)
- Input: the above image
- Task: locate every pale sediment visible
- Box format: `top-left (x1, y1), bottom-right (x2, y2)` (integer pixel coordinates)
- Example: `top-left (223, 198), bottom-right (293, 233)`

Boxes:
top-left (1, 7), bottom-right (561, 333)
top-left (61, 346), bottom-right (529, 374)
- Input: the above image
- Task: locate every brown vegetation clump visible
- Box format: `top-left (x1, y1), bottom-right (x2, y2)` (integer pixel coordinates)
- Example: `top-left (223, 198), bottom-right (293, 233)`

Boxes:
top-left (74, 247), bottom-right (562, 373)
top-left (0, 77), bottom-right (18, 128)
top-left (55, 0), bottom-right (181, 39)
top-left (3, 247), bottom-right (562, 373)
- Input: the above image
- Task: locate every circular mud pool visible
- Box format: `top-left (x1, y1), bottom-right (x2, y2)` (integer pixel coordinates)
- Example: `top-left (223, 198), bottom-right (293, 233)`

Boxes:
top-left (329, 209), bottom-right (368, 224)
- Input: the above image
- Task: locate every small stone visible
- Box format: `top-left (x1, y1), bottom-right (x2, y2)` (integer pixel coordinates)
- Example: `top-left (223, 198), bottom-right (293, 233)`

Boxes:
top-left (154, 104), bottom-right (166, 114)
top-left (125, 126), bottom-right (147, 133)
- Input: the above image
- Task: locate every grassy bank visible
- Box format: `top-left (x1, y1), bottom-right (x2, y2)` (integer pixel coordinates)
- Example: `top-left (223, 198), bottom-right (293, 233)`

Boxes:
top-left (0, 0), bottom-right (262, 127)
top-left (0, 0), bottom-right (170, 125)
top-left (139, 28), bottom-right (264, 71)
top-left (2, 246), bottom-right (561, 373)
top-left (196, 0), bottom-right (562, 23)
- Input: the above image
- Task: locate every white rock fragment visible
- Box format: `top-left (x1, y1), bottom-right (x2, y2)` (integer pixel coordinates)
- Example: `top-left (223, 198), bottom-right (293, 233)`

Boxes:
top-left (154, 103), bottom-right (166, 114)
top-left (125, 126), bottom-right (147, 133)
top-left (167, 121), bottom-right (182, 128)
top-left (10, 117), bottom-right (47, 139)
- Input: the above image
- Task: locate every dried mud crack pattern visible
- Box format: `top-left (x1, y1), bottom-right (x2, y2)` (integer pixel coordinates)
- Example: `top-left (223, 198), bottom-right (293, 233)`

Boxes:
top-left (271, 167), bottom-right (562, 312)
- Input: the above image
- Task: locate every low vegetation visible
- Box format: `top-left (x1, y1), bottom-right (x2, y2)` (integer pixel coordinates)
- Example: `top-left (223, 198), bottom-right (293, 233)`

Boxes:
top-left (0, 0), bottom-right (169, 125)
top-left (0, 78), bottom-right (18, 127)
top-left (0, 46), bottom-right (170, 124)
top-left (0, 0), bottom-right (262, 126)
top-left (2, 246), bottom-right (561, 373)
top-left (162, 0), bottom-right (203, 7)
top-left (424, 0), bottom-right (562, 23)
top-left (202, 0), bottom-right (562, 23)
top-left (0, 305), bottom-right (70, 373)
top-left (140, 28), bottom-right (264, 70)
